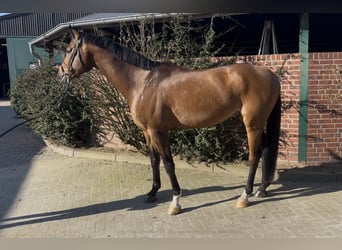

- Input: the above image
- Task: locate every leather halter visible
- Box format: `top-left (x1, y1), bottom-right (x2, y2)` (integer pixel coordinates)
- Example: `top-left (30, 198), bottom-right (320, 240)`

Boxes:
top-left (60, 38), bottom-right (83, 80)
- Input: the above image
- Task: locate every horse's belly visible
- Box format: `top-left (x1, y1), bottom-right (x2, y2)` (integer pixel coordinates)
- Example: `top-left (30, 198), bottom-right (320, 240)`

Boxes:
top-left (172, 100), bottom-right (241, 129)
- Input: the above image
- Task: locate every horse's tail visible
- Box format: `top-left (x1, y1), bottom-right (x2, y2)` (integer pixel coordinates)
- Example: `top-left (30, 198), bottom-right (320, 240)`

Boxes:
top-left (262, 95), bottom-right (281, 183)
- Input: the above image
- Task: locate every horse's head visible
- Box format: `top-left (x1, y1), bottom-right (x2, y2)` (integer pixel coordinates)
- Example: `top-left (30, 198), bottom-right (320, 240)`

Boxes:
top-left (58, 29), bottom-right (93, 83)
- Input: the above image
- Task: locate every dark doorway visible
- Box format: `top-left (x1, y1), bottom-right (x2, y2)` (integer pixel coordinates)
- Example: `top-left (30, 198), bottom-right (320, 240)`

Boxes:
top-left (0, 39), bottom-right (10, 98)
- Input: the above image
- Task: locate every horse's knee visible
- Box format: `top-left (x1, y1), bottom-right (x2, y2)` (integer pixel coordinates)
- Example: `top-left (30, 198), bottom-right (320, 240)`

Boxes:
top-left (161, 154), bottom-right (174, 173)
top-left (164, 161), bottom-right (175, 175)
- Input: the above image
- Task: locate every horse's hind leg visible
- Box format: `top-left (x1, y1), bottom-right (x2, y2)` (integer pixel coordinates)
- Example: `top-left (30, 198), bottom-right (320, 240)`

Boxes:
top-left (255, 145), bottom-right (275, 198)
top-left (236, 127), bottom-right (263, 208)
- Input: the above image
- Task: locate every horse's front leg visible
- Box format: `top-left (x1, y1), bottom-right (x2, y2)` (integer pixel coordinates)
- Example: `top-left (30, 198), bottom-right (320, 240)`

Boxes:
top-left (151, 130), bottom-right (182, 215)
top-left (143, 131), bottom-right (161, 203)
top-left (146, 148), bottom-right (161, 203)
top-left (161, 150), bottom-right (182, 215)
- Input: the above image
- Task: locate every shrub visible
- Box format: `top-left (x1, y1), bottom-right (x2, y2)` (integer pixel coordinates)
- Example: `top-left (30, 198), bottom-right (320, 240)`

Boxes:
top-left (10, 61), bottom-right (95, 147)
top-left (86, 70), bottom-right (148, 153)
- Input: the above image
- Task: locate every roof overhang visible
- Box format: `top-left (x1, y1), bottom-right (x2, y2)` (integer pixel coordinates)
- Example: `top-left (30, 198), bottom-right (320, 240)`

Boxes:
top-left (28, 13), bottom-right (212, 53)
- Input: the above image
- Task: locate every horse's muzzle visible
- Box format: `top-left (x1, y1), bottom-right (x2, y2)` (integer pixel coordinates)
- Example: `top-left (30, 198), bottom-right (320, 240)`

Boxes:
top-left (57, 65), bottom-right (72, 84)
top-left (57, 68), bottom-right (74, 95)
top-left (58, 73), bottom-right (71, 84)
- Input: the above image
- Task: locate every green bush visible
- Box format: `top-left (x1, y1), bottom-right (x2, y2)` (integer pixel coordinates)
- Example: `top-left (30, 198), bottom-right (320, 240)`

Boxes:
top-left (10, 61), bottom-right (95, 147)
top-left (86, 70), bottom-right (148, 153)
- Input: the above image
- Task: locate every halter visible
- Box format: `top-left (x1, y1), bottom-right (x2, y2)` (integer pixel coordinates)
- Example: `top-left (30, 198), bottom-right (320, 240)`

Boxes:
top-left (60, 38), bottom-right (83, 82)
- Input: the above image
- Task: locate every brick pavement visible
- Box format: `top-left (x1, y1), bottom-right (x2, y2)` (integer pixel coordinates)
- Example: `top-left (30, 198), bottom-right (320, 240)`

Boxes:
top-left (1, 99), bottom-right (342, 238)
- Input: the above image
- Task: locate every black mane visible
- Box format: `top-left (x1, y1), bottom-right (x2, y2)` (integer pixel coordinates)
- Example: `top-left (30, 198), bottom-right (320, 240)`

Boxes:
top-left (81, 33), bottom-right (161, 70)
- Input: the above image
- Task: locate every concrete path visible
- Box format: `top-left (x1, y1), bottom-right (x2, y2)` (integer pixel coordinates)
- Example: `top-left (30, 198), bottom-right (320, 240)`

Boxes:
top-left (1, 99), bottom-right (342, 238)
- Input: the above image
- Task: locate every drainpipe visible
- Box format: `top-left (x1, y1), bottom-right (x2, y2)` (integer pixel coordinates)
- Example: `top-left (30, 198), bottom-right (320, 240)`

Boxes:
top-left (29, 44), bottom-right (42, 66)
top-left (298, 13), bottom-right (309, 162)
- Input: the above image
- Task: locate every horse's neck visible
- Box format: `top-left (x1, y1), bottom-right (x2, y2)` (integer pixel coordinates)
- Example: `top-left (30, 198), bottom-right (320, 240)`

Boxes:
top-left (90, 45), bottom-right (147, 105)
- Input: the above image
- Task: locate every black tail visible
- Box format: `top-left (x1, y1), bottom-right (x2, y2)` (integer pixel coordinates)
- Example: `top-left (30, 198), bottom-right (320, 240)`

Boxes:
top-left (262, 95), bottom-right (281, 183)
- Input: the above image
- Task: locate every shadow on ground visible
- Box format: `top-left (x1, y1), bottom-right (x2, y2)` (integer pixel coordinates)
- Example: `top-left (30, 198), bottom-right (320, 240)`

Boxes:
top-left (0, 101), bottom-right (46, 222)
top-left (278, 161), bottom-right (342, 183)
top-left (0, 185), bottom-right (243, 229)
top-left (251, 177), bottom-right (342, 207)
top-left (1, 175), bottom-right (341, 230)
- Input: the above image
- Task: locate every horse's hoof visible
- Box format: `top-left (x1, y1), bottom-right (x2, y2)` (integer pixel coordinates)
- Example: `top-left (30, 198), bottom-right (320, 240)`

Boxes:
top-left (236, 198), bottom-right (249, 208)
top-left (145, 195), bottom-right (157, 203)
top-left (255, 190), bottom-right (268, 198)
top-left (167, 206), bottom-right (181, 215)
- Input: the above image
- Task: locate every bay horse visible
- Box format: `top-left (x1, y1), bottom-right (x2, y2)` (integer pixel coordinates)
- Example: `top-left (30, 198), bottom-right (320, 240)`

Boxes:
top-left (58, 29), bottom-right (281, 215)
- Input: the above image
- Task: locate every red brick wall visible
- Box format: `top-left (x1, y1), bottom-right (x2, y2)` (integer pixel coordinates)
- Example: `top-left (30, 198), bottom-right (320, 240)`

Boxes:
top-left (307, 52), bottom-right (342, 163)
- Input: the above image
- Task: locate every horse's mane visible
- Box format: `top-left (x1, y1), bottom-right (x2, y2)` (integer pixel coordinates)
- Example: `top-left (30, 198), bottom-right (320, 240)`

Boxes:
top-left (81, 33), bottom-right (162, 70)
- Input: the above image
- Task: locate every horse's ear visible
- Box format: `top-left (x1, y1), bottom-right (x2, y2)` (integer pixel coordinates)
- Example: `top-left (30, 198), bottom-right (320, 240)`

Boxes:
top-left (69, 27), bottom-right (81, 40)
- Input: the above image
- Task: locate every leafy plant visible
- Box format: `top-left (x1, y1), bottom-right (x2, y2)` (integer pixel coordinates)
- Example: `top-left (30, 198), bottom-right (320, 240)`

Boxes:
top-left (10, 61), bottom-right (95, 147)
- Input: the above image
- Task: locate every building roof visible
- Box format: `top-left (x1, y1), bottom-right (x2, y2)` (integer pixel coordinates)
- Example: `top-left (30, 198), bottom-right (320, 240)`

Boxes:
top-left (72, 13), bottom-right (139, 22)
top-left (28, 13), bottom-right (210, 50)
top-left (0, 13), bottom-right (89, 37)
top-left (27, 13), bottom-right (342, 57)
